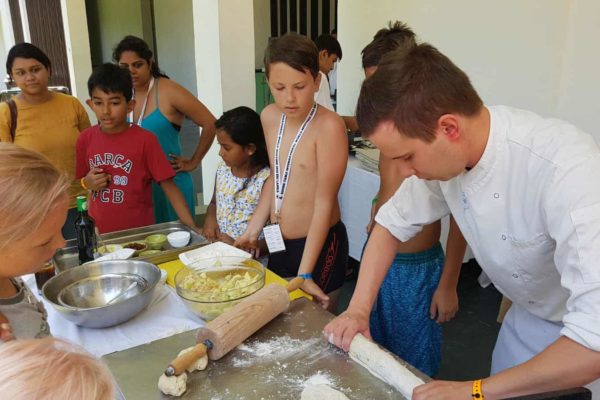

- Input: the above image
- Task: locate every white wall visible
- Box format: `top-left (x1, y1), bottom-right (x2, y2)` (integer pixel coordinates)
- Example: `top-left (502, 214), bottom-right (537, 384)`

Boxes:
top-left (337, 0), bottom-right (600, 141)
top-left (555, 0), bottom-right (600, 137)
top-left (0, 1), bottom-right (15, 89)
top-left (193, 0), bottom-right (256, 204)
top-left (154, 0), bottom-right (197, 95)
top-left (60, 0), bottom-right (93, 119)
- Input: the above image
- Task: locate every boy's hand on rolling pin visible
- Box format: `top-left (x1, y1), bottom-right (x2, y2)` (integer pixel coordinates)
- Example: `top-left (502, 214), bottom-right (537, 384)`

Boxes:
top-left (323, 308), bottom-right (371, 352)
top-left (301, 279), bottom-right (330, 310)
top-left (84, 167), bottom-right (111, 191)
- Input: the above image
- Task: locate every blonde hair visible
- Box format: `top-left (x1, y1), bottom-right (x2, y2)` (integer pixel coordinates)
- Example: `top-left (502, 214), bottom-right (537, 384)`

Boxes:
top-left (0, 338), bottom-right (115, 400)
top-left (0, 143), bottom-right (69, 251)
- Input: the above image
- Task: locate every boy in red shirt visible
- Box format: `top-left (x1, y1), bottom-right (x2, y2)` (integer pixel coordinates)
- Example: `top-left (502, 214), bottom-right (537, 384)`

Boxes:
top-left (76, 63), bottom-right (199, 233)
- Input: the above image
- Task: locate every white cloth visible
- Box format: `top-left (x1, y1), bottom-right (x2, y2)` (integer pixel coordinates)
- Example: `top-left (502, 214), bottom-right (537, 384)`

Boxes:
top-left (314, 71), bottom-right (334, 111)
top-left (376, 105), bottom-right (600, 354)
top-left (338, 157), bottom-right (380, 260)
top-left (23, 274), bottom-right (204, 356)
top-left (492, 303), bottom-right (600, 395)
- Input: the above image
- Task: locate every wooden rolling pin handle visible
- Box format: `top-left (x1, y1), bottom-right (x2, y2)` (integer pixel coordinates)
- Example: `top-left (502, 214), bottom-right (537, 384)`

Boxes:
top-left (286, 276), bottom-right (304, 293)
top-left (165, 342), bottom-right (208, 376)
top-left (197, 284), bottom-right (290, 360)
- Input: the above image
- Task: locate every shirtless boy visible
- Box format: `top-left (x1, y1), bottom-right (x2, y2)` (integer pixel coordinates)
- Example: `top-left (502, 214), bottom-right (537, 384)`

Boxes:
top-left (237, 33), bottom-right (348, 311)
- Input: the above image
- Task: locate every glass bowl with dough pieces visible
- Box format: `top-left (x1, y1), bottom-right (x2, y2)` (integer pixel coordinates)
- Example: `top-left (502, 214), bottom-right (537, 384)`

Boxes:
top-left (174, 256), bottom-right (265, 321)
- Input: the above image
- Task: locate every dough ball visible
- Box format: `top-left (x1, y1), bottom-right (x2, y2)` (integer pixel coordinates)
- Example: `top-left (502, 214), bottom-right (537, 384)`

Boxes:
top-left (301, 384), bottom-right (349, 400)
top-left (177, 346), bottom-right (209, 372)
top-left (158, 372), bottom-right (187, 397)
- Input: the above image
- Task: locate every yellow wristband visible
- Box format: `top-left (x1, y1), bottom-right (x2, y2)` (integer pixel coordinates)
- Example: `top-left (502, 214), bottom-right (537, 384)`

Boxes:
top-left (472, 379), bottom-right (484, 399)
top-left (80, 177), bottom-right (89, 190)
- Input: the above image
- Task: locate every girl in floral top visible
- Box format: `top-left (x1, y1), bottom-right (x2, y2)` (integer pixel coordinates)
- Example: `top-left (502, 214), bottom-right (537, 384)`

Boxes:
top-left (202, 107), bottom-right (270, 256)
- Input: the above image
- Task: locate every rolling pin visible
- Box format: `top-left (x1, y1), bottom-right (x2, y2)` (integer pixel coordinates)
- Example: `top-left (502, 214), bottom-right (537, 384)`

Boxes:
top-left (165, 276), bottom-right (305, 376)
top-left (349, 334), bottom-right (425, 399)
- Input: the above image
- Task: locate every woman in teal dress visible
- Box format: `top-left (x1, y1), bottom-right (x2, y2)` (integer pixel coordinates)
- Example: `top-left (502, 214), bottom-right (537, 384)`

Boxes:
top-left (113, 36), bottom-right (216, 223)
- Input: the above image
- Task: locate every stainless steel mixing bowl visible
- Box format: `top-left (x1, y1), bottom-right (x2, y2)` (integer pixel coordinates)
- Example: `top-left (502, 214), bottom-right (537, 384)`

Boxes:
top-left (43, 260), bottom-right (160, 328)
top-left (57, 273), bottom-right (147, 308)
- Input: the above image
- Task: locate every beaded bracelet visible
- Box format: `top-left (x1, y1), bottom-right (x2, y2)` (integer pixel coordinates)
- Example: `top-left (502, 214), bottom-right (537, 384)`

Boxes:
top-left (297, 273), bottom-right (313, 280)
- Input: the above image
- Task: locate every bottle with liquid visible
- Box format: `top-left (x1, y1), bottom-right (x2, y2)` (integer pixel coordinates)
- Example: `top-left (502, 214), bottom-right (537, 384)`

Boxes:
top-left (74, 195), bottom-right (96, 264)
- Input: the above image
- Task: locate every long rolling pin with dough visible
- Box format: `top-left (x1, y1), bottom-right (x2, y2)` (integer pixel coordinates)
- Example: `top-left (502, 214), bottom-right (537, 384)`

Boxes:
top-left (347, 333), bottom-right (426, 399)
top-left (165, 276), bottom-right (305, 376)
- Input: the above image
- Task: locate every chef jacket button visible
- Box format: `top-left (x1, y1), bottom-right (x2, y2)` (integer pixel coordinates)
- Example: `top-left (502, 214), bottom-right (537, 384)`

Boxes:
top-left (512, 273), bottom-right (519, 278)
top-left (494, 193), bottom-right (500, 199)
top-left (501, 234), bottom-right (507, 240)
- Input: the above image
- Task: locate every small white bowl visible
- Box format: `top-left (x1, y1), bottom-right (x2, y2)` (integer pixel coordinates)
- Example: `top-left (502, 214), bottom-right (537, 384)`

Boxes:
top-left (167, 231), bottom-right (191, 248)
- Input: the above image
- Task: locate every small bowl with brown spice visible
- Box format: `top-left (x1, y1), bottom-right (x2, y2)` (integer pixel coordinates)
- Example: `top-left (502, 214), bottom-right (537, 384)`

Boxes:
top-left (122, 241), bottom-right (148, 257)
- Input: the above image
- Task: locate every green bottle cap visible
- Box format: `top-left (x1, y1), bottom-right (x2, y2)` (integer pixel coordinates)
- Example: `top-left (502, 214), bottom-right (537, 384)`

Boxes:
top-left (76, 195), bottom-right (88, 212)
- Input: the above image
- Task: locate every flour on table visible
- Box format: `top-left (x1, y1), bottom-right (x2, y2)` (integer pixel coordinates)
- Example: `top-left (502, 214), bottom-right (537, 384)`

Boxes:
top-left (232, 336), bottom-right (321, 367)
top-left (301, 384), bottom-right (349, 400)
top-left (302, 371), bottom-right (335, 387)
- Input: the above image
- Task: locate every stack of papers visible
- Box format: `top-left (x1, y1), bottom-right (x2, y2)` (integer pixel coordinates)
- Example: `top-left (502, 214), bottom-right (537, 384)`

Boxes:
top-left (355, 148), bottom-right (380, 174)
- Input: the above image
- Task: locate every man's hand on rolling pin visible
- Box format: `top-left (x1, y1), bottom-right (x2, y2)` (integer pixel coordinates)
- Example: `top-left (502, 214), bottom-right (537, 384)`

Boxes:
top-left (301, 279), bottom-right (330, 309)
top-left (83, 167), bottom-right (111, 191)
top-left (412, 380), bottom-right (472, 400)
top-left (323, 308), bottom-right (371, 352)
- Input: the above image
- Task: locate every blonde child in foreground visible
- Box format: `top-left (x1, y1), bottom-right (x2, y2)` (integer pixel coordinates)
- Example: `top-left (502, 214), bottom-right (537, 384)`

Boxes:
top-left (0, 337), bottom-right (115, 399)
top-left (236, 33), bottom-right (349, 311)
top-left (0, 143), bottom-right (68, 342)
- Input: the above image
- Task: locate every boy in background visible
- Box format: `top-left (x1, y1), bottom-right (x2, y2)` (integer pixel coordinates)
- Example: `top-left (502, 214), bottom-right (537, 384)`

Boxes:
top-left (345, 22), bottom-right (467, 376)
top-left (313, 34), bottom-right (342, 111)
top-left (76, 63), bottom-right (199, 234)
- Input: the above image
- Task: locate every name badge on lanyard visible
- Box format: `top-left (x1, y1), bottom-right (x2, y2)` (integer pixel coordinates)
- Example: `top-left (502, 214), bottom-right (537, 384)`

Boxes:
top-left (262, 103), bottom-right (318, 253)
top-left (263, 224), bottom-right (286, 254)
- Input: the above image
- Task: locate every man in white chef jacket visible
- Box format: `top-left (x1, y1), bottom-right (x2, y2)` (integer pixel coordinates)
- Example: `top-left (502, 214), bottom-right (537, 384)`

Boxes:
top-left (324, 42), bottom-right (600, 399)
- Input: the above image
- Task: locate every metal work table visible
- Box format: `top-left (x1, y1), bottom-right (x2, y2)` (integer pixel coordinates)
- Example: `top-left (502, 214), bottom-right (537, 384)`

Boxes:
top-left (104, 298), bottom-right (428, 399)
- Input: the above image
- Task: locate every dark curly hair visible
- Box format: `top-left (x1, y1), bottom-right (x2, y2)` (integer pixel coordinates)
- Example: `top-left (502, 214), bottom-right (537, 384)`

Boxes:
top-left (113, 35), bottom-right (168, 79)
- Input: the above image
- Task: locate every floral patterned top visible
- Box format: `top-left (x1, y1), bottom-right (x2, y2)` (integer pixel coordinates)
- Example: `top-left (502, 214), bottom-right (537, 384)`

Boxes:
top-left (215, 162), bottom-right (270, 240)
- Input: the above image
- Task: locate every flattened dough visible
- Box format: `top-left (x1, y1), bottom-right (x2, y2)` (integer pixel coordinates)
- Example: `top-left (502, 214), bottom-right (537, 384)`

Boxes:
top-left (178, 346), bottom-right (209, 372)
top-left (349, 333), bottom-right (424, 399)
top-left (158, 372), bottom-right (187, 397)
top-left (301, 384), bottom-right (349, 400)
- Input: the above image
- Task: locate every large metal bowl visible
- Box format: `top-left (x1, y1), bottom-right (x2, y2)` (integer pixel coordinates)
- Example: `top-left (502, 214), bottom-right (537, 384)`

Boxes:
top-left (57, 273), bottom-right (148, 309)
top-left (43, 260), bottom-right (161, 328)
